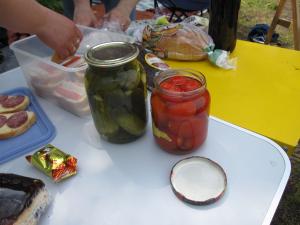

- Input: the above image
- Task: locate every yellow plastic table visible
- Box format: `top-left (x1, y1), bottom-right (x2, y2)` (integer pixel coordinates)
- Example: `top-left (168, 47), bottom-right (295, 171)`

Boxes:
top-left (166, 40), bottom-right (300, 155)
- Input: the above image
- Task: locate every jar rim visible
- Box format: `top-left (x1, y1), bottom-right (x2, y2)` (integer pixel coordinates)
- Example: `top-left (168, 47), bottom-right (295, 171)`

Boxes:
top-left (84, 42), bottom-right (139, 68)
top-left (153, 69), bottom-right (207, 97)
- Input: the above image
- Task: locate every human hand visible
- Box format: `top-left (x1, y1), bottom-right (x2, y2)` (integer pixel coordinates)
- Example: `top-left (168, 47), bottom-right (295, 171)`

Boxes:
top-left (73, 3), bottom-right (99, 27)
top-left (35, 10), bottom-right (83, 60)
top-left (102, 7), bottom-right (131, 31)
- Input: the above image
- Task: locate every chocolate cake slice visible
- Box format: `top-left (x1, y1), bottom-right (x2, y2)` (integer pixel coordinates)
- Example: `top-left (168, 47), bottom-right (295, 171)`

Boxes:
top-left (0, 173), bottom-right (49, 225)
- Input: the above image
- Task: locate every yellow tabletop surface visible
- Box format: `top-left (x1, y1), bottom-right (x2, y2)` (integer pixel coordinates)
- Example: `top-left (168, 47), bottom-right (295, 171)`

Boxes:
top-left (166, 40), bottom-right (300, 154)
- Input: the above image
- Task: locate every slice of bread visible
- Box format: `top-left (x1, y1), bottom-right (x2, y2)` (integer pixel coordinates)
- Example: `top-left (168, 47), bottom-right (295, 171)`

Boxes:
top-left (0, 95), bottom-right (30, 114)
top-left (0, 111), bottom-right (36, 139)
top-left (0, 173), bottom-right (49, 225)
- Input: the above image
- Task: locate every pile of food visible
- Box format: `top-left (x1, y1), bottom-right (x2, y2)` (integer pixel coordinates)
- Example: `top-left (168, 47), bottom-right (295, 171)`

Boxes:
top-left (24, 60), bottom-right (90, 117)
top-left (0, 95), bottom-right (36, 139)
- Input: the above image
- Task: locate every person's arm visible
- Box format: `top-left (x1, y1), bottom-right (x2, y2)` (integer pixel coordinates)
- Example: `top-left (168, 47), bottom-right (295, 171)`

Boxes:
top-left (0, 0), bottom-right (82, 59)
top-left (104, 0), bottom-right (139, 31)
top-left (73, 0), bottom-right (99, 27)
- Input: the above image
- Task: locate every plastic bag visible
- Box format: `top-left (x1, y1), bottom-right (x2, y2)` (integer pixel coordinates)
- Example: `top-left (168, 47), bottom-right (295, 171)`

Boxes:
top-left (142, 23), bottom-right (213, 61)
top-left (77, 30), bottom-right (134, 55)
top-left (141, 19), bottom-right (236, 69)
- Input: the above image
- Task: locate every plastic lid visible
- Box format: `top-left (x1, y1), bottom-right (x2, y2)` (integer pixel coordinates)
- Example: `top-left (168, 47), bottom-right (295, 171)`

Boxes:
top-left (0, 87), bottom-right (56, 164)
top-left (170, 156), bottom-right (227, 205)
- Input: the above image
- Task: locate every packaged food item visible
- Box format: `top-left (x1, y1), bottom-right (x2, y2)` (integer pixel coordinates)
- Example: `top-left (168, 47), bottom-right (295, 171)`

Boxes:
top-left (136, 44), bottom-right (170, 90)
top-left (26, 144), bottom-right (77, 182)
top-left (0, 111), bottom-right (36, 139)
top-left (151, 69), bottom-right (210, 154)
top-left (143, 23), bottom-right (212, 61)
top-left (0, 173), bottom-right (49, 225)
top-left (142, 19), bottom-right (236, 69)
top-left (84, 42), bottom-right (148, 143)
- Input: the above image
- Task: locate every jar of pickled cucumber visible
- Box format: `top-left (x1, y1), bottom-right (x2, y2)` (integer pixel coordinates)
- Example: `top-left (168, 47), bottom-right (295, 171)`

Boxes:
top-left (151, 69), bottom-right (210, 154)
top-left (84, 42), bottom-right (148, 143)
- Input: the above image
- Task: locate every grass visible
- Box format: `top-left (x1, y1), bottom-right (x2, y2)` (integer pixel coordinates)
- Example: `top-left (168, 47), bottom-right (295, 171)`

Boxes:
top-left (238, 0), bottom-right (294, 49)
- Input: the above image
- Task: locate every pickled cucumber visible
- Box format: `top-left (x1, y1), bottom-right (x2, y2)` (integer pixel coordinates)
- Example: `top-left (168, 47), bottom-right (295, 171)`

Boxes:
top-left (112, 107), bottom-right (145, 136)
top-left (91, 94), bottom-right (119, 136)
top-left (117, 69), bottom-right (140, 90)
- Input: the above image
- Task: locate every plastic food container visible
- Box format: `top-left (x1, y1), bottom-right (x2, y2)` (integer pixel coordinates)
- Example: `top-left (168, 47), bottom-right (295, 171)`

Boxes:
top-left (84, 42), bottom-right (148, 143)
top-left (10, 25), bottom-right (134, 117)
top-left (151, 69), bottom-right (210, 154)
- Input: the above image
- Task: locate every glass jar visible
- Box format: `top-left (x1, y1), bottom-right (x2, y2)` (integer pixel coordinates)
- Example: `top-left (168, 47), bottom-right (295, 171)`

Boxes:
top-left (151, 69), bottom-right (210, 154)
top-left (84, 42), bottom-right (148, 143)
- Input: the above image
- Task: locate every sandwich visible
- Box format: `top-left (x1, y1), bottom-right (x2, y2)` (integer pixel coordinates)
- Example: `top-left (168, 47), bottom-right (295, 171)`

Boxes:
top-left (0, 111), bottom-right (36, 139)
top-left (0, 95), bottom-right (30, 114)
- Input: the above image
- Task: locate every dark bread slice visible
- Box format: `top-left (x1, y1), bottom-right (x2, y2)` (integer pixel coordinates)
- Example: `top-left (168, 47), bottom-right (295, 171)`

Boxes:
top-left (0, 173), bottom-right (49, 225)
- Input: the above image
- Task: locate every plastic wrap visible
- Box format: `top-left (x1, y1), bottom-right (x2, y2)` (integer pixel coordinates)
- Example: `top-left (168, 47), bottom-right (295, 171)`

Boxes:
top-left (142, 23), bottom-right (213, 61)
top-left (128, 17), bottom-right (235, 70)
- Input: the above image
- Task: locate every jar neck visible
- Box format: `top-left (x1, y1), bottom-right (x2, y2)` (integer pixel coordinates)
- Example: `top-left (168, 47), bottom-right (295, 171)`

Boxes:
top-left (154, 69), bottom-right (207, 98)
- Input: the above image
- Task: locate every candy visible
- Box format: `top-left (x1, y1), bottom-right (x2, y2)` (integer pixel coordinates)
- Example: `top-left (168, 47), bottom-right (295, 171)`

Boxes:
top-left (26, 144), bottom-right (77, 182)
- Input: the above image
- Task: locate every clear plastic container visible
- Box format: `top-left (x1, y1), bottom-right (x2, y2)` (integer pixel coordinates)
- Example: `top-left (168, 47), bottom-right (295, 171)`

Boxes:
top-left (10, 25), bottom-right (134, 117)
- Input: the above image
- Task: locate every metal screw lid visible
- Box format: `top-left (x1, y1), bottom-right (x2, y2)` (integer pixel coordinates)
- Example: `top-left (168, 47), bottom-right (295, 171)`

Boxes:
top-left (84, 42), bottom-right (139, 68)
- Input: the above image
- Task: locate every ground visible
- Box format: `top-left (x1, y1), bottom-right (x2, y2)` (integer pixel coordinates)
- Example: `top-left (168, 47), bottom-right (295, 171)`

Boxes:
top-left (238, 0), bottom-right (294, 49)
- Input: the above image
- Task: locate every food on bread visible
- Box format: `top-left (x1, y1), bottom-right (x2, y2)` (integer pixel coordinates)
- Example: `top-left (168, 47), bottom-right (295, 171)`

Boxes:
top-left (53, 80), bottom-right (90, 116)
top-left (142, 23), bottom-right (214, 61)
top-left (0, 173), bottom-right (49, 225)
top-left (0, 95), bottom-right (30, 114)
top-left (0, 111), bottom-right (36, 139)
top-left (51, 52), bottom-right (64, 64)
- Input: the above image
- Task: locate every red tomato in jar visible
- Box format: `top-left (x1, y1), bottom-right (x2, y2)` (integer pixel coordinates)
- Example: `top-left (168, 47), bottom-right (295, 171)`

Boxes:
top-left (176, 137), bottom-right (194, 152)
top-left (195, 90), bottom-right (210, 114)
top-left (151, 94), bottom-right (168, 128)
top-left (190, 116), bottom-right (208, 147)
top-left (167, 100), bottom-right (197, 117)
top-left (151, 71), bottom-right (210, 154)
top-left (155, 133), bottom-right (177, 153)
top-left (167, 119), bottom-right (181, 136)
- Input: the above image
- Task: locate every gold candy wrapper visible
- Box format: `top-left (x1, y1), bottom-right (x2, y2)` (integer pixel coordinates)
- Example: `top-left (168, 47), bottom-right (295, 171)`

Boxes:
top-left (26, 144), bottom-right (77, 182)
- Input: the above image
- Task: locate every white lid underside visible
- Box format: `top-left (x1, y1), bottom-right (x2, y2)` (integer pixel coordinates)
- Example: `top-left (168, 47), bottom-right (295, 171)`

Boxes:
top-left (171, 157), bottom-right (226, 204)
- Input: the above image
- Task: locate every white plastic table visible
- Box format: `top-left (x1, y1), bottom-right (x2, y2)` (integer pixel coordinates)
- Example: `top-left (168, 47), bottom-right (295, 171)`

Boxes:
top-left (0, 68), bottom-right (291, 225)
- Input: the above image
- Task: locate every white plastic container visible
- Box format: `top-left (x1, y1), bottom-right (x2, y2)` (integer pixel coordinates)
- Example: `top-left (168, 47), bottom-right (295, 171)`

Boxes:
top-left (10, 25), bottom-right (134, 117)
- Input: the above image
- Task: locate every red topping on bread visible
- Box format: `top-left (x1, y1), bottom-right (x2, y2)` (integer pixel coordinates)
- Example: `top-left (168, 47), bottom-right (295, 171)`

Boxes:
top-left (1, 96), bottom-right (25, 108)
top-left (0, 115), bottom-right (7, 128)
top-left (0, 95), bottom-right (29, 114)
top-left (6, 111), bottom-right (28, 128)
top-left (0, 111), bottom-right (36, 139)
top-left (0, 95), bottom-right (8, 103)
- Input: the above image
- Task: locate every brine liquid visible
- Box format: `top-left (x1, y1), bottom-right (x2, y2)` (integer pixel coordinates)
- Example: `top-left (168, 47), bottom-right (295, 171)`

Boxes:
top-left (208, 0), bottom-right (241, 52)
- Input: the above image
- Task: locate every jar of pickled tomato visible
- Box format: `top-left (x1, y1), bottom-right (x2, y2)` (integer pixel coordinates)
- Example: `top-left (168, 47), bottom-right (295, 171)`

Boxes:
top-left (151, 69), bottom-right (210, 154)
